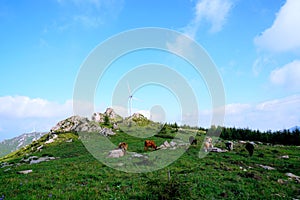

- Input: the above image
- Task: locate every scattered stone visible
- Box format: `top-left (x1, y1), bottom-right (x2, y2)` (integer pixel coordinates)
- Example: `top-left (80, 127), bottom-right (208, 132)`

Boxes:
top-left (21, 156), bottom-right (56, 164)
top-left (163, 141), bottom-right (171, 148)
top-left (30, 156), bottom-right (56, 164)
top-left (280, 155), bottom-right (289, 159)
top-left (113, 123), bottom-right (118, 129)
top-left (66, 139), bottom-right (73, 143)
top-left (286, 172), bottom-right (300, 183)
top-left (21, 156), bottom-right (39, 163)
top-left (45, 134), bottom-right (58, 144)
top-left (36, 145), bottom-right (43, 151)
top-left (99, 128), bottom-right (115, 136)
top-left (170, 141), bottom-right (177, 147)
top-left (210, 147), bottom-right (227, 153)
top-left (258, 164), bottom-right (275, 170)
top-left (17, 170), bottom-right (33, 174)
top-left (130, 153), bottom-right (148, 160)
top-left (277, 179), bottom-right (288, 185)
top-left (1, 162), bottom-right (13, 168)
top-left (107, 149), bottom-right (125, 158)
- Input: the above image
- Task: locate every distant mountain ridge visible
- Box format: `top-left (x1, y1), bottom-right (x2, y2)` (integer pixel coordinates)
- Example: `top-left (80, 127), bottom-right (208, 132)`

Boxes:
top-left (0, 132), bottom-right (47, 157)
top-left (288, 126), bottom-right (299, 132)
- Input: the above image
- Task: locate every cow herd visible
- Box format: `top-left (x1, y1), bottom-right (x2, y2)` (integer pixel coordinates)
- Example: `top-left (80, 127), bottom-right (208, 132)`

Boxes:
top-left (109, 137), bottom-right (255, 157)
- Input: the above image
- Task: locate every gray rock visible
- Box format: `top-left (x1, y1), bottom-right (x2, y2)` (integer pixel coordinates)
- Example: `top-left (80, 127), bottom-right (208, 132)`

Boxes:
top-left (17, 169), bottom-right (33, 174)
top-left (286, 172), bottom-right (300, 179)
top-left (170, 141), bottom-right (177, 147)
top-left (100, 128), bottom-right (115, 136)
top-left (258, 164), bottom-right (275, 170)
top-left (131, 152), bottom-right (148, 159)
top-left (107, 149), bottom-right (125, 158)
top-left (163, 141), bottom-right (171, 148)
top-left (280, 155), bottom-right (289, 159)
top-left (29, 156), bottom-right (56, 164)
top-left (210, 147), bottom-right (228, 153)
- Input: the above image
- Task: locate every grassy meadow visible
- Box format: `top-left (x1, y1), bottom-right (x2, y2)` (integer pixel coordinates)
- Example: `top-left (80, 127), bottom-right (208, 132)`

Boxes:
top-left (0, 128), bottom-right (300, 199)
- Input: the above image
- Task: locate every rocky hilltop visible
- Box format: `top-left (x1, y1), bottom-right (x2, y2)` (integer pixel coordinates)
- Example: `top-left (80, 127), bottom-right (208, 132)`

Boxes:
top-left (91, 107), bottom-right (123, 124)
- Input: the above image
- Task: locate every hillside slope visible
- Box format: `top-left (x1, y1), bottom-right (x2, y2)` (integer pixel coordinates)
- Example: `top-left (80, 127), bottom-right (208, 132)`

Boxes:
top-left (0, 132), bottom-right (46, 157)
top-left (1, 110), bottom-right (300, 199)
top-left (1, 128), bottom-right (300, 199)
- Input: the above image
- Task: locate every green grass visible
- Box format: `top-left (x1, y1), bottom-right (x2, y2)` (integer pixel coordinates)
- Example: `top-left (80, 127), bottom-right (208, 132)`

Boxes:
top-left (0, 131), bottom-right (300, 199)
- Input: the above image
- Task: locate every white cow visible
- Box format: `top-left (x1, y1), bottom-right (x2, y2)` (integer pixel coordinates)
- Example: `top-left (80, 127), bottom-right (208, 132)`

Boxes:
top-left (203, 137), bottom-right (213, 152)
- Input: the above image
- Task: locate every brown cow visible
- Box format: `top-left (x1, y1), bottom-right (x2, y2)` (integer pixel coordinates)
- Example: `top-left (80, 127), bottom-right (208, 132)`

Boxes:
top-left (144, 140), bottom-right (157, 151)
top-left (118, 142), bottom-right (128, 151)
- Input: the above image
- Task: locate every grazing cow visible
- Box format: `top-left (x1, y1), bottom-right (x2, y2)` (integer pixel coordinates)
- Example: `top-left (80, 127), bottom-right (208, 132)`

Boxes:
top-left (189, 136), bottom-right (197, 145)
top-left (203, 137), bottom-right (213, 152)
top-left (144, 140), bottom-right (157, 151)
top-left (225, 141), bottom-right (233, 151)
top-left (245, 142), bottom-right (254, 157)
top-left (118, 142), bottom-right (128, 151)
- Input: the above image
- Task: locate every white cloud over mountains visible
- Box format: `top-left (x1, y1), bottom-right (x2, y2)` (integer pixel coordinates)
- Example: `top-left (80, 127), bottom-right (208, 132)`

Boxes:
top-left (0, 96), bottom-right (73, 141)
top-left (254, 0), bottom-right (300, 53)
top-left (0, 94), bottom-right (299, 141)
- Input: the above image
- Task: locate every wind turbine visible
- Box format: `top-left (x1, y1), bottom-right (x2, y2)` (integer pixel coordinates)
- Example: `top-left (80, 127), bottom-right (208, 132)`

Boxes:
top-left (127, 82), bottom-right (141, 117)
top-left (127, 82), bottom-right (133, 117)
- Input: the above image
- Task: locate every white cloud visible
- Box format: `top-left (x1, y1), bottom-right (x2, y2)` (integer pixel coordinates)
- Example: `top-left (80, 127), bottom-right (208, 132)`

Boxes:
top-left (254, 0), bottom-right (300, 52)
top-left (269, 60), bottom-right (300, 91)
top-left (167, 0), bottom-right (233, 58)
top-left (54, 0), bottom-right (124, 29)
top-left (0, 96), bottom-right (73, 141)
top-left (0, 96), bottom-right (72, 118)
top-left (185, 0), bottom-right (233, 37)
top-left (199, 95), bottom-right (300, 131)
top-left (252, 56), bottom-right (276, 76)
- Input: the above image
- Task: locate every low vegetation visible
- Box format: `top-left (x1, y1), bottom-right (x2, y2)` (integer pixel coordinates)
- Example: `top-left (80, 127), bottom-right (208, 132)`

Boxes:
top-left (0, 120), bottom-right (299, 199)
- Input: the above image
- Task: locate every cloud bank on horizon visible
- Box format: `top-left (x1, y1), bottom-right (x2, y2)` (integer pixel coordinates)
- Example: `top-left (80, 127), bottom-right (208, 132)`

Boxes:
top-left (0, 0), bottom-right (299, 140)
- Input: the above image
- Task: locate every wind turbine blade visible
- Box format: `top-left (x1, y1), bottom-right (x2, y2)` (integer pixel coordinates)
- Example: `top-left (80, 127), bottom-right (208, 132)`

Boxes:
top-left (132, 96), bottom-right (143, 102)
top-left (127, 81), bottom-right (131, 95)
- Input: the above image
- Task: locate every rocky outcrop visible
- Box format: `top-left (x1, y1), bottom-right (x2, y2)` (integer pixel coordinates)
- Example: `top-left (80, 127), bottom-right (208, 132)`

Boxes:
top-left (92, 108), bottom-right (123, 123)
top-left (50, 115), bottom-right (115, 136)
top-left (21, 155), bottom-right (57, 164)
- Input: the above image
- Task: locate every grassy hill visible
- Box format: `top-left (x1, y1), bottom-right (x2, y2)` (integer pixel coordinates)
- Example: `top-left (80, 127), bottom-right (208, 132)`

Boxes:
top-left (0, 119), bottom-right (300, 199)
top-left (0, 132), bottom-right (46, 158)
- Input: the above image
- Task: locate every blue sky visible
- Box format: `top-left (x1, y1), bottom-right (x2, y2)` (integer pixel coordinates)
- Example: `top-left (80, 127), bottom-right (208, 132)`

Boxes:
top-left (1, 0), bottom-right (300, 141)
